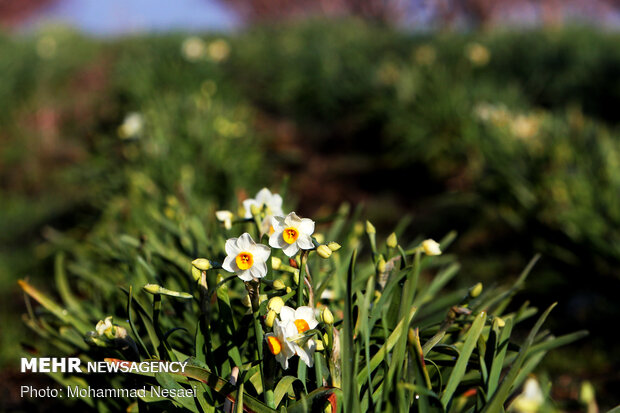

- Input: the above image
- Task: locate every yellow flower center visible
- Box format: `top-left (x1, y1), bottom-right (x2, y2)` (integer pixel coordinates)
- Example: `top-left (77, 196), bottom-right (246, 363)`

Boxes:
top-left (294, 319), bottom-right (310, 334)
top-left (283, 227), bottom-right (299, 244)
top-left (236, 252), bottom-right (254, 270)
top-left (266, 336), bottom-right (282, 355)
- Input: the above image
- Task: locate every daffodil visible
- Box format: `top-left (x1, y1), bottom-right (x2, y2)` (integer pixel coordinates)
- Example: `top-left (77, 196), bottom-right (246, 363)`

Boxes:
top-left (265, 319), bottom-right (297, 370)
top-left (243, 188), bottom-right (283, 219)
top-left (269, 212), bottom-right (315, 257)
top-left (222, 233), bottom-right (270, 281)
top-left (215, 210), bottom-right (234, 229)
top-left (279, 306), bottom-right (319, 367)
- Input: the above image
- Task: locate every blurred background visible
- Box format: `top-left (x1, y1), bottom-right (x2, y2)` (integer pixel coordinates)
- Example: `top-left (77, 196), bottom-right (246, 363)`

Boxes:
top-left (2, 0), bottom-right (620, 410)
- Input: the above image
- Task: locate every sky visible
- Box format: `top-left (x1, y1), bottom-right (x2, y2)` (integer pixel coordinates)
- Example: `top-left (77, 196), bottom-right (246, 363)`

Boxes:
top-left (23, 0), bottom-right (238, 36)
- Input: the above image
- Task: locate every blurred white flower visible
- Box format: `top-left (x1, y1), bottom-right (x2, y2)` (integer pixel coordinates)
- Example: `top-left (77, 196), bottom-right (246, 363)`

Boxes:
top-left (422, 239), bottom-right (442, 256)
top-left (181, 36), bottom-right (206, 61)
top-left (243, 188), bottom-right (283, 219)
top-left (95, 316), bottom-right (114, 337)
top-left (207, 39), bottom-right (230, 62)
top-left (269, 212), bottom-right (315, 257)
top-left (222, 233), bottom-right (270, 281)
top-left (215, 210), bottom-right (234, 230)
top-left (118, 112), bottom-right (143, 139)
top-left (510, 377), bottom-right (544, 413)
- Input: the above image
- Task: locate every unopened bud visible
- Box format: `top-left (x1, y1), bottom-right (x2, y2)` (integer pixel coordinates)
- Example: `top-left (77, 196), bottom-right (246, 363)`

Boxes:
top-left (323, 332), bottom-right (329, 347)
top-left (365, 220), bottom-right (376, 235)
top-left (317, 245), bottom-right (332, 259)
top-left (493, 317), bottom-right (506, 328)
top-left (192, 258), bottom-right (212, 271)
top-left (259, 294), bottom-right (268, 304)
top-left (241, 294), bottom-right (252, 308)
top-left (470, 282), bottom-right (483, 298)
top-left (377, 256), bottom-right (386, 273)
top-left (273, 279), bottom-right (286, 290)
top-left (286, 287), bottom-right (292, 294)
top-left (271, 256), bottom-right (282, 270)
top-left (191, 266), bottom-right (202, 281)
top-left (422, 239), bottom-right (442, 256)
top-left (143, 284), bottom-right (162, 294)
top-left (386, 232), bottom-right (398, 248)
top-left (268, 296), bottom-right (285, 313)
top-left (321, 307), bottom-right (334, 325)
top-left (316, 339), bottom-right (324, 351)
top-left (250, 204), bottom-right (261, 216)
top-left (327, 242), bottom-right (341, 252)
top-left (314, 233), bottom-right (325, 244)
top-left (408, 328), bottom-right (416, 346)
top-left (580, 381), bottom-right (595, 405)
top-left (265, 310), bottom-right (277, 328)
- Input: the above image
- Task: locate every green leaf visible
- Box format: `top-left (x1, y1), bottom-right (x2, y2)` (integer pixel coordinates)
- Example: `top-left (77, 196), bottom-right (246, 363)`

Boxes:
top-left (441, 311), bottom-right (487, 408)
top-left (274, 376), bottom-right (301, 407)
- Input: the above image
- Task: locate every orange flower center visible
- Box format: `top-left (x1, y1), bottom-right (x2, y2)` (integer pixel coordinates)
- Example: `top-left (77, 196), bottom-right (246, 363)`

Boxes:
top-left (294, 319), bottom-right (310, 334)
top-left (266, 336), bottom-right (282, 355)
top-left (236, 252), bottom-right (254, 270)
top-left (283, 227), bottom-right (299, 244)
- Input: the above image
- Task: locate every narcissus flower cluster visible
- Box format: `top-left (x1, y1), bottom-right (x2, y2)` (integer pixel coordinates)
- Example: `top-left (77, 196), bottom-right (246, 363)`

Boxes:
top-left (264, 306), bottom-right (319, 369)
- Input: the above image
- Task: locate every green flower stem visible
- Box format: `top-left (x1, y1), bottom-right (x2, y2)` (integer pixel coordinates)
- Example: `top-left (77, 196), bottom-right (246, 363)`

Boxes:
top-left (314, 352), bottom-right (323, 388)
top-left (297, 251), bottom-right (308, 307)
top-left (249, 282), bottom-right (275, 408)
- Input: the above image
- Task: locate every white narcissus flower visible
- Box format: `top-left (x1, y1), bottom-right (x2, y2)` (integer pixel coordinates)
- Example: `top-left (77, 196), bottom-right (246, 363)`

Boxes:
top-left (243, 188), bottom-right (284, 219)
top-left (269, 212), bottom-right (315, 257)
top-left (510, 377), bottom-right (544, 413)
top-left (279, 306), bottom-right (319, 367)
top-left (95, 316), bottom-right (114, 337)
top-left (265, 319), bottom-right (297, 370)
top-left (215, 210), bottom-right (234, 230)
top-left (222, 233), bottom-right (270, 281)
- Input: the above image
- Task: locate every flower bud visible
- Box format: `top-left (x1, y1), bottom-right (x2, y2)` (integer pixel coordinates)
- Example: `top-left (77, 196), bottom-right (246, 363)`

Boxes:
top-left (259, 294), bottom-right (268, 304)
top-left (250, 204), bottom-right (262, 216)
top-left (580, 381), bottom-right (596, 405)
top-left (271, 256), bottom-right (282, 270)
top-left (215, 210), bottom-right (233, 229)
top-left (493, 317), bottom-right (506, 328)
top-left (273, 279), bottom-right (286, 290)
top-left (265, 310), bottom-right (277, 328)
top-left (316, 339), bottom-right (324, 351)
top-left (143, 284), bottom-right (162, 294)
top-left (327, 242), bottom-right (341, 252)
top-left (386, 232), bottom-right (398, 248)
top-left (377, 256), bottom-right (386, 273)
top-left (191, 266), bottom-right (202, 281)
top-left (469, 282), bottom-right (483, 298)
top-left (422, 239), bottom-right (442, 256)
top-left (407, 328), bottom-right (416, 346)
top-left (323, 332), bottom-right (329, 347)
top-left (365, 220), bottom-right (376, 235)
top-left (286, 287), bottom-right (292, 294)
top-left (192, 258), bottom-right (212, 271)
top-left (268, 296), bottom-right (285, 313)
top-left (242, 294), bottom-right (252, 308)
top-left (317, 245), bottom-right (332, 259)
top-left (314, 233), bottom-right (325, 244)
top-left (321, 307), bottom-right (334, 325)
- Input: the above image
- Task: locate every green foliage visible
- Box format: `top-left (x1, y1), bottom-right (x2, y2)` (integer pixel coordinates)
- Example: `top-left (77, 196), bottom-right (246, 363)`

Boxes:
top-left (19, 180), bottom-right (583, 411)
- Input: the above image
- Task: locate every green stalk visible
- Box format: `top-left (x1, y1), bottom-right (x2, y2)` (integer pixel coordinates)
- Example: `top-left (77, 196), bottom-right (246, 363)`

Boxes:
top-left (297, 251), bottom-right (307, 307)
top-left (249, 283), bottom-right (275, 408)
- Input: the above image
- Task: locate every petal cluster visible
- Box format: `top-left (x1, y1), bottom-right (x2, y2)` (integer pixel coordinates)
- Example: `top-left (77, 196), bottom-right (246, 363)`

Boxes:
top-left (264, 319), bottom-right (297, 370)
top-left (269, 212), bottom-right (315, 257)
top-left (273, 305), bottom-right (319, 368)
top-left (222, 233), bottom-right (270, 281)
top-left (243, 188), bottom-right (283, 219)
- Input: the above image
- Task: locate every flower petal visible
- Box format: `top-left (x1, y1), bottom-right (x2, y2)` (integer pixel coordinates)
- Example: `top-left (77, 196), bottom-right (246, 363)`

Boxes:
top-left (237, 269), bottom-right (253, 282)
top-left (225, 238), bottom-right (239, 257)
top-left (279, 306), bottom-right (295, 323)
top-left (271, 215), bottom-right (286, 232)
top-left (298, 218), bottom-right (315, 236)
top-left (252, 244), bottom-right (271, 263)
top-left (295, 306), bottom-right (318, 328)
top-left (250, 262), bottom-right (267, 279)
top-left (282, 242), bottom-right (299, 257)
top-left (296, 234), bottom-right (314, 250)
top-left (237, 233), bottom-right (254, 251)
top-left (284, 212), bottom-right (302, 227)
top-left (222, 255), bottom-right (237, 273)
top-left (255, 188), bottom-right (271, 204)
top-left (242, 199), bottom-right (257, 218)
